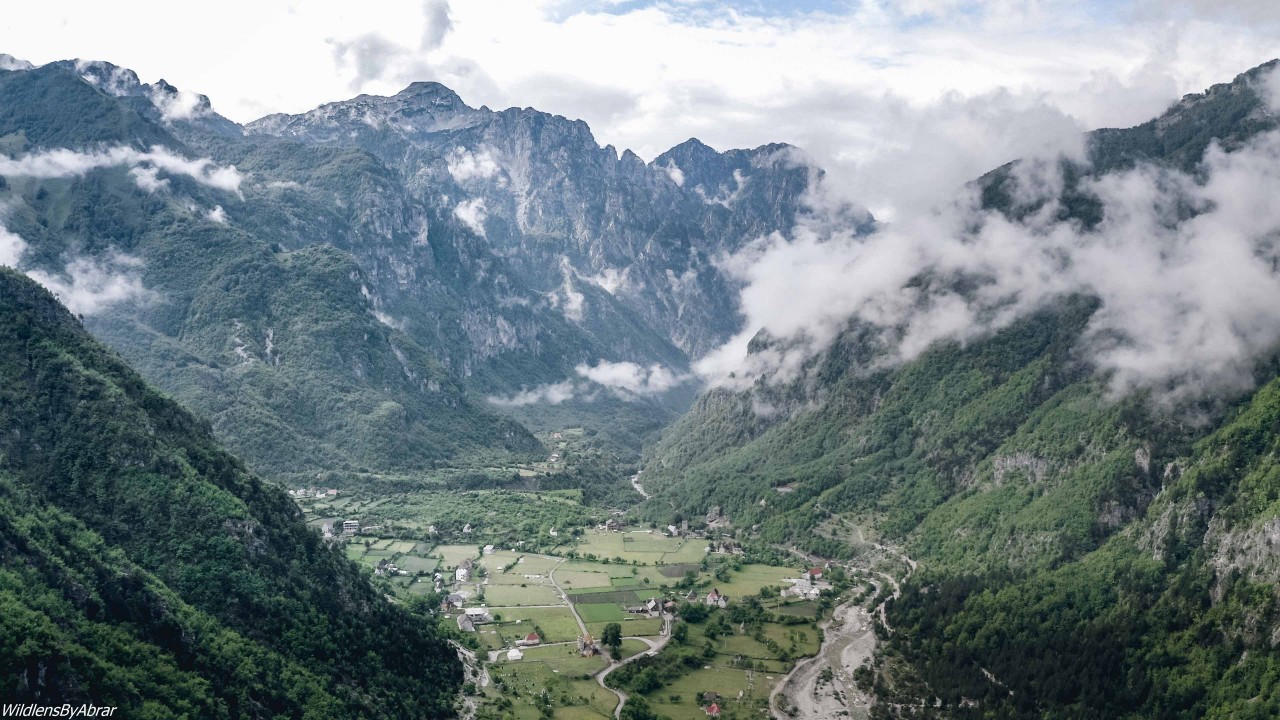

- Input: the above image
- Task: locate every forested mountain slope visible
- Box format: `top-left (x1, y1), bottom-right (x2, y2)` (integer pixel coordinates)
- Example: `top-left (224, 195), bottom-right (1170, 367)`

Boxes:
top-left (0, 268), bottom-right (461, 717)
top-left (639, 61), bottom-right (1280, 718)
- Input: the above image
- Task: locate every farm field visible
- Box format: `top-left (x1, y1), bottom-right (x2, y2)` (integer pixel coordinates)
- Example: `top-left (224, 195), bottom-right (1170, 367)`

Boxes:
top-left (573, 531), bottom-right (708, 564)
top-left (701, 564), bottom-right (797, 598)
top-left (484, 583), bottom-right (561, 606)
top-left (486, 607), bottom-right (582, 643)
top-left (437, 544), bottom-right (481, 568)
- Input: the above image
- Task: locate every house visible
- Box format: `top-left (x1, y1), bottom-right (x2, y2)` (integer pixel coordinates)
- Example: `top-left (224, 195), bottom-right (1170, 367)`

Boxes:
top-left (552, 432), bottom-right (562, 439)
top-left (704, 588), bottom-right (729, 609)
top-left (577, 633), bottom-right (602, 657)
top-left (667, 524), bottom-right (679, 537)
top-left (342, 520), bottom-right (360, 536)
top-left (702, 692), bottom-right (721, 705)
top-left (685, 589), bottom-right (699, 601)
top-left (808, 567), bottom-right (824, 581)
top-left (457, 615), bottom-right (475, 632)
top-left (549, 453), bottom-right (560, 462)
top-left (627, 605), bottom-right (649, 614)
top-left (464, 608), bottom-right (491, 623)
top-left (604, 518), bottom-right (621, 532)
top-left (427, 524), bottom-right (438, 535)
top-left (483, 545), bottom-right (495, 555)
top-left (506, 647), bottom-right (524, 661)
top-left (462, 523), bottom-right (473, 534)
top-left (326, 488), bottom-right (338, 497)
top-left (443, 593), bottom-right (465, 610)
top-left (645, 598), bottom-right (660, 615)
top-left (549, 527), bottom-right (559, 537)
top-left (516, 632), bottom-right (541, 647)
top-left (705, 702), bottom-right (721, 717)
top-left (455, 566), bottom-right (471, 583)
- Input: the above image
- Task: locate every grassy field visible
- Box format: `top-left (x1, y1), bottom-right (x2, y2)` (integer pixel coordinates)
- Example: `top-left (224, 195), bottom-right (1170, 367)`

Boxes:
top-left (437, 544), bottom-right (480, 568)
top-left (487, 607), bottom-right (582, 643)
top-left (486, 662), bottom-right (616, 719)
top-left (650, 666), bottom-right (771, 720)
top-left (573, 531), bottom-right (708, 564)
top-left (587, 617), bottom-right (662, 638)
top-left (702, 564), bottom-right (797, 598)
top-left (554, 570), bottom-right (614, 588)
top-left (485, 584), bottom-right (561, 606)
top-left (504, 644), bottom-right (609, 676)
top-left (576, 603), bottom-right (626, 623)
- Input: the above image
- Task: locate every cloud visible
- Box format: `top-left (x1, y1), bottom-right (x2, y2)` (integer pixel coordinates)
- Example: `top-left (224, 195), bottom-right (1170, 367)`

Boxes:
top-left (129, 166), bottom-right (168, 193)
top-left (0, 146), bottom-right (243, 195)
top-left (25, 253), bottom-right (150, 317)
top-left (420, 0), bottom-right (454, 52)
top-left (0, 224), bottom-right (28, 266)
top-left (446, 146), bottom-right (501, 182)
top-left (0, 54), bottom-right (32, 72)
top-left (487, 380), bottom-right (576, 407)
top-left (486, 359), bottom-right (690, 407)
top-left (575, 360), bottom-right (688, 396)
top-left (0, 222), bottom-right (149, 316)
top-left (661, 161), bottom-right (684, 187)
top-left (150, 86), bottom-right (210, 122)
top-left (207, 205), bottom-right (228, 223)
top-left (453, 197), bottom-right (487, 235)
top-left (702, 127), bottom-right (1280, 408)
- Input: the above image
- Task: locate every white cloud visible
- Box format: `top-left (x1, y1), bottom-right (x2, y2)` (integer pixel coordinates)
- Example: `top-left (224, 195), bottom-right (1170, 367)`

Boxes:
top-left (150, 86), bottom-right (209, 122)
top-left (0, 146), bottom-right (243, 195)
top-left (447, 146), bottom-right (501, 183)
top-left (0, 54), bottom-right (32, 72)
top-left (207, 205), bottom-right (228, 223)
top-left (487, 380), bottom-right (576, 407)
top-left (129, 166), bottom-right (168, 193)
top-left (702, 129), bottom-right (1280, 407)
top-left (1, 222), bottom-right (149, 316)
top-left (25, 254), bottom-right (150, 317)
top-left (0, 224), bottom-right (28, 266)
top-left (453, 197), bottom-right (487, 235)
top-left (575, 359), bottom-right (688, 396)
top-left (662, 160), bottom-right (684, 187)
top-left (485, 359), bottom-right (689, 407)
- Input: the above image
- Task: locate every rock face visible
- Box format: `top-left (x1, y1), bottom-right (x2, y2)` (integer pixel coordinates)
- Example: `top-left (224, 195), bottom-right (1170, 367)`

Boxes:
top-left (0, 58), bottom-right (860, 473)
top-left (245, 84), bottom-right (862, 359)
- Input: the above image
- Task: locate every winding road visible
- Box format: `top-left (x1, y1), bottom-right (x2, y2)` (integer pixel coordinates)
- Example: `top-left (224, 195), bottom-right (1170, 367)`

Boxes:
top-left (542, 554), bottom-right (672, 718)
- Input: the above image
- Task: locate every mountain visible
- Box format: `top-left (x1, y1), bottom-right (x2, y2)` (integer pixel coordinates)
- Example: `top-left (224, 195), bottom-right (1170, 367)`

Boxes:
top-left (638, 61), bottom-right (1280, 718)
top-left (0, 268), bottom-right (461, 716)
top-left (244, 83), bottom-right (846, 359)
top-left (0, 57), bottom-right (841, 477)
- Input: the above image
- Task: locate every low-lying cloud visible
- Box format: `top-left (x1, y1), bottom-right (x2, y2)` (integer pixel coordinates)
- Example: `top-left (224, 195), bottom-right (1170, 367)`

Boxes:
top-left (0, 146), bottom-right (243, 195)
top-left (486, 359), bottom-right (690, 407)
top-left (701, 123), bottom-right (1280, 408)
top-left (447, 146), bottom-right (501, 183)
top-left (453, 197), bottom-right (487, 236)
top-left (0, 222), bottom-right (149, 316)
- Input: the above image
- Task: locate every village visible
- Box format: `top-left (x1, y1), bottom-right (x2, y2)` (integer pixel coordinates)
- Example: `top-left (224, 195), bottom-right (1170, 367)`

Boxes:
top-left (287, 428), bottom-right (904, 720)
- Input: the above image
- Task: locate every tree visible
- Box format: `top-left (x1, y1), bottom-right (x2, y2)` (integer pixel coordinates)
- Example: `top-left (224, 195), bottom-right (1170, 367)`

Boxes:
top-left (602, 622), bottom-right (623, 654)
top-left (672, 623), bottom-right (690, 645)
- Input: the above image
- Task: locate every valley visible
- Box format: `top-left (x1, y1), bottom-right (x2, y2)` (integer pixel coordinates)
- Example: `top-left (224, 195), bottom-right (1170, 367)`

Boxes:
top-left (0, 38), bottom-right (1279, 720)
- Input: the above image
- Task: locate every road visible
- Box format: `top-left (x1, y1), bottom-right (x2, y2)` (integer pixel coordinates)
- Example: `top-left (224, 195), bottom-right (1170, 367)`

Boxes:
top-left (544, 554), bottom-right (670, 718)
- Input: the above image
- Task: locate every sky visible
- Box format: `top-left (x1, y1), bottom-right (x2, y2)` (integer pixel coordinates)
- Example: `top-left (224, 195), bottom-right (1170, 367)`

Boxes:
top-left (2, 1), bottom-right (1278, 220)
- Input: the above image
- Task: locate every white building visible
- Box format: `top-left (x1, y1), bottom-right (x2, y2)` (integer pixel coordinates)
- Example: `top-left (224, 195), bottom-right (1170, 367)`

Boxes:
top-left (506, 647), bottom-right (524, 661)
